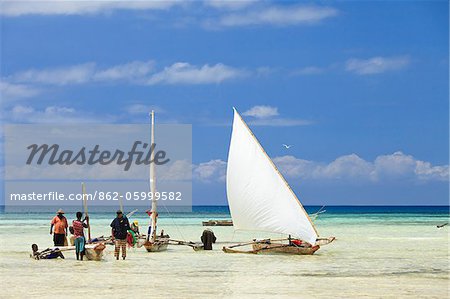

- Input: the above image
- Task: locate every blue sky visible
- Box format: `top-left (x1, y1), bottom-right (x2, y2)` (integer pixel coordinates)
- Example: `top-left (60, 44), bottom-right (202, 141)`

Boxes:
top-left (1, 1), bottom-right (448, 205)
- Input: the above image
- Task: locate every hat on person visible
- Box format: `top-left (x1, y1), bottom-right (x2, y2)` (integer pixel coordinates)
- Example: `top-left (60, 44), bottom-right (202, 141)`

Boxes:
top-left (56, 209), bottom-right (65, 214)
top-left (133, 220), bottom-right (139, 225)
top-left (116, 210), bottom-right (123, 215)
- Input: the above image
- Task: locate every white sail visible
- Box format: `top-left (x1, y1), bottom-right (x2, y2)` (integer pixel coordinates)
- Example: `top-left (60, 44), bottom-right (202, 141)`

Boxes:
top-left (226, 108), bottom-right (318, 245)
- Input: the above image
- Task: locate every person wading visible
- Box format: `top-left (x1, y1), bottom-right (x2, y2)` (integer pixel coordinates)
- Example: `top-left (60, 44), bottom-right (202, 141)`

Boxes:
top-left (201, 229), bottom-right (217, 250)
top-left (72, 211), bottom-right (89, 260)
top-left (50, 209), bottom-right (68, 247)
top-left (110, 210), bottom-right (130, 260)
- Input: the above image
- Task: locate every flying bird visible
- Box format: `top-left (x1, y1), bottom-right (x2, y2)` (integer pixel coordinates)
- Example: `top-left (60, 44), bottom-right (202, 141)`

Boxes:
top-left (282, 144), bottom-right (293, 149)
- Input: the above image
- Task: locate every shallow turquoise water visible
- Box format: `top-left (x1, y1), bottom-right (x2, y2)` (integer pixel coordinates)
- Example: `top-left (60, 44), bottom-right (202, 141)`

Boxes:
top-left (0, 206), bottom-right (448, 298)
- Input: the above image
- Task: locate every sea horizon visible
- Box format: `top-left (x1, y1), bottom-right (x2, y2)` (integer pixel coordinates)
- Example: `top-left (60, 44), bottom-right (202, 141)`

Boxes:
top-left (1, 201), bottom-right (448, 298)
top-left (1, 204), bottom-right (449, 213)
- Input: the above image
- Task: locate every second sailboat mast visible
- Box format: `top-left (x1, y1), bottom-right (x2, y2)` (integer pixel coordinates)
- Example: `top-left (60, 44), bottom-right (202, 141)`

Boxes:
top-left (150, 110), bottom-right (157, 242)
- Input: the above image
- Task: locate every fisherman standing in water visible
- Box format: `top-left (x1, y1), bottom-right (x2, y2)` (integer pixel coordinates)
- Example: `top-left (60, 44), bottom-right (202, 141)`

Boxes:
top-left (110, 210), bottom-right (130, 260)
top-left (50, 209), bottom-right (68, 247)
top-left (72, 212), bottom-right (89, 260)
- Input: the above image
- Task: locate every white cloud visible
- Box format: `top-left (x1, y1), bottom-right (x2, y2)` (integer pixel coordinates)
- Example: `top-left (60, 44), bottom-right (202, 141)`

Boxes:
top-left (147, 62), bottom-right (247, 85)
top-left (1, 0), bottom-right (178, 17)
top-left (345, 56), bottom-right (410, 75)
top-left (8, 61), bottom-right (245, 87)
top-left (5, 159), bottom-right (191, 181)
top-left (255, 66), bottom-right (275, 77)
top-left (415, 161), bottom-right (449, 181)
top-left (243, 105), bottom-right (278, 118)
top-left (193, 159), bottom-right (227, 182)
top-left (11, 63), bottom-right (96, 85)
top-left (204, 0), bottom-right (257, 10)
top-left (93, 60), bottom-right (154, 82)
top-left (316, 154), bottom-right (374, 180)
top-left (241, 105), bottom-right (312, 127)
top-left (8, 105), bottom-right (114, 123)
top-left (248, 118), bottom-right (313, 127)
top-left (271, 155), bottom-right (316, 179)
top-left (373, 152), bottom-right (417, 179)
top-left (212, 5), bottom-right (338, 27)
top-left (0, 81), bottom-right (41, 101)
top-left (273, 152), bottom-right (449, 182)
top-left (195, 152), bottom-right (449, 184)
top-left (291, 66), bottom-right (324, 75)
top-left (158, 160), bottom-right (192, 181)
top-left (10, 61), bottom-right (154, 86)
top-left (126, 104), bottom-right (164, 115)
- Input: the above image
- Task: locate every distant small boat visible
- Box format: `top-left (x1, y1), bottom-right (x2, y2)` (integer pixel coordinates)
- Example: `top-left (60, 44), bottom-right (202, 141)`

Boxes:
top-left (202, 220), bottom-right (233, 226)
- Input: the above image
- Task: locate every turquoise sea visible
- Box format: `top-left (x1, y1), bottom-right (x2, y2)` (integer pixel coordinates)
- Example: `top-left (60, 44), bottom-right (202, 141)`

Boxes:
top-left (0, 205), bottom-right (448, 298)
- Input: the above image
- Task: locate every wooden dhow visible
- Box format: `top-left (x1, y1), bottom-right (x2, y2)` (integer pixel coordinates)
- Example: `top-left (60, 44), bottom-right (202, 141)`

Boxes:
top-left (222, 108), bottom-right (335, 255)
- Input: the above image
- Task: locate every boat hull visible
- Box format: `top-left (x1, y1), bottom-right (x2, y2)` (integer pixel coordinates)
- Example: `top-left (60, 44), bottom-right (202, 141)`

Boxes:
top-left (202, 220), bottom-right (233, 226)
top-left (223, 239), bottom-right (324, 255)
top-left (85, 243), bottom-right (106, 261)
top-left (252, 243), bottom-right (320, 255)
top-left (143, 238), bottom-right (169, 252)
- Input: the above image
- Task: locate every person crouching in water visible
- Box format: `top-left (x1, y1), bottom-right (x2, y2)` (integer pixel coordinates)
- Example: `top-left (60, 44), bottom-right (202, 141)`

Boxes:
top-left (31, 244), bottom-right (64, 260)
top-left (131, 220), bottom-right (140, 236)
top-left (72, 212), bottom-right (89, 260)
top-left (110, 210), bottom-right (130, 260)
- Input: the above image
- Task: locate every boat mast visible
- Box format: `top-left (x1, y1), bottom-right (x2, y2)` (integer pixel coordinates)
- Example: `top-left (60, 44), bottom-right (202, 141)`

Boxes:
top-left (150, 110), bottom-right (157, 242)
top-left (82, 182), bottom-right (91, 241)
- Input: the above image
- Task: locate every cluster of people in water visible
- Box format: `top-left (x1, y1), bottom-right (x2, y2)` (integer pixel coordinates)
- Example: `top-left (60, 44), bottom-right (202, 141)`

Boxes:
top-left (31, 208), bottom-right (217, 260)
top-left (32, 209), bottom-right (141, 260)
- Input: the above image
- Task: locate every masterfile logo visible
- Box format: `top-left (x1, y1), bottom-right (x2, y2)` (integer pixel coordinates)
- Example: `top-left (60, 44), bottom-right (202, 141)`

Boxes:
top-left (4, 124), bottom-right (192, 210)
top-left (26, 141), bottom-right (170, 171)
